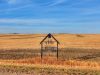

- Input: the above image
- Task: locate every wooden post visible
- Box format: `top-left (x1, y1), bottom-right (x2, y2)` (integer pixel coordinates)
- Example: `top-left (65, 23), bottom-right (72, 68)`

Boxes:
top-left (57, 43), bottom-right (58, 60)
top-left (41, 43), bottom-right (43, 59)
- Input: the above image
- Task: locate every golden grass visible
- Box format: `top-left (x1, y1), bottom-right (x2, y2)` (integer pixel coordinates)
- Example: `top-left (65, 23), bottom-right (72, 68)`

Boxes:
top-left (0, 57), bottom-right (100, 70)
top-left (0, 34), bottom-right (100, 72)
top-left (0, 34), bottom-right (100, 49)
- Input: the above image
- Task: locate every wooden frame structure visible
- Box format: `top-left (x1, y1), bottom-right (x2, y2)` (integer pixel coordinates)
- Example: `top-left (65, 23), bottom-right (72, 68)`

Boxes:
top-left (40, 33), bottom-right (60, 59)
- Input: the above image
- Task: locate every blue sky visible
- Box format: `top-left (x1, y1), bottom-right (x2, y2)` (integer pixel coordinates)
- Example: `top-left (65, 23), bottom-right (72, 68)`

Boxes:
top-left (0, 0), bottom-right (100, 34)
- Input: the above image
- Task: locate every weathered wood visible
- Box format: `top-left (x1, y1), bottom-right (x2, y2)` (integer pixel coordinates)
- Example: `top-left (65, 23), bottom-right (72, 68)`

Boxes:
top-left (41, 43), bottom-right (43, 59)
top-left (57, 43), bottom-right (59, 59)
top-left (40, 33), bottom-right (60, 59)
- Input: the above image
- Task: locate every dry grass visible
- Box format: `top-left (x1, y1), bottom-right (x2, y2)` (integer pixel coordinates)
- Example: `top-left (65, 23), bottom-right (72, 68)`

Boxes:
top-left (0, 34), bottom-right (100, 49)
top-left (0, 57), bottom-right (100, 70)
top-left (0, 64), bottom-right (99, 75)
top-left (15, 57), bottom-right (99, 66)
top-left (0, 34), bottom-right (100, 74)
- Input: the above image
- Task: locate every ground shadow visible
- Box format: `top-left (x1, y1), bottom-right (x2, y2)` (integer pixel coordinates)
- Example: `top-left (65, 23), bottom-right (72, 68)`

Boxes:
top-left (75, 53), bottom-right (100, 60)
top-left (0, 49), bottom-right (41, 60)
top-left (0, 48), bottom-right (100, 61)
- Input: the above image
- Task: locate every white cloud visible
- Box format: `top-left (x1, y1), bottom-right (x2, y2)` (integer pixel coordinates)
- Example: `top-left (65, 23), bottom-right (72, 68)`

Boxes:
top-left (6, 0), bottom-right (32, 5)
top-left (0, 0), bottom-right (36, 13)
top-left (0, 18), bottom-right (62, 25)
top-left (7, 0), bottom-right (17, 4)
top-left (0, 4), bottom-right (33, 13)
top-left (48, 0), bottom-right (66, 6)
top-left (0, 18), bottom-right (99, 26)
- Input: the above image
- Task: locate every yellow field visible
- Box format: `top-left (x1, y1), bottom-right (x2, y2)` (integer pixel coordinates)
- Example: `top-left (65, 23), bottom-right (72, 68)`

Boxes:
top-left (0, 34), bottom-right (100, 74)
top-left (0, 34), bottom-right (100, 49)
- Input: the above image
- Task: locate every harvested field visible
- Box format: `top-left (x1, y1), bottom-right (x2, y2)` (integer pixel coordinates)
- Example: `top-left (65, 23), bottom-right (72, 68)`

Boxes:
top-left (0, 65), bottom-right (100, 75)
top-left (0, 34), bottom-right (100, 75)
top-left (0, 34), bottom-right (100, 49)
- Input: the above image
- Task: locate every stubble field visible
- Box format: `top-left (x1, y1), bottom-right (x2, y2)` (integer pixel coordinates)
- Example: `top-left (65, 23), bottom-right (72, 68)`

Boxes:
top-left (0, 34), bottom-right (100, 75)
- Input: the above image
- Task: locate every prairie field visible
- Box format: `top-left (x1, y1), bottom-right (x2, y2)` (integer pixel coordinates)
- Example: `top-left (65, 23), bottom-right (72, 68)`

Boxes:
top-left (0, 34), bottom-right (100, 75)
top-left (0, 34), bottom-right (100, 49)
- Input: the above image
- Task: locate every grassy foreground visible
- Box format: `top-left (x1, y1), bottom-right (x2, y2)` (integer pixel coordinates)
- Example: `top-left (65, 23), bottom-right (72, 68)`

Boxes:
top-left (0, 48), bottom-right (99, 75)
top-left (0, 64), bottom-right (100, 75)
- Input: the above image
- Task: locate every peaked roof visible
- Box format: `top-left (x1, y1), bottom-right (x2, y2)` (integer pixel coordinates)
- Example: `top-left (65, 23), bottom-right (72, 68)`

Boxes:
top-left (40, 33), bottom-right (60, 44)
